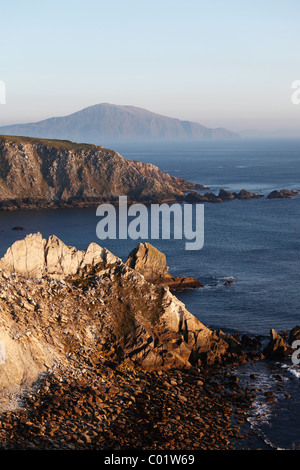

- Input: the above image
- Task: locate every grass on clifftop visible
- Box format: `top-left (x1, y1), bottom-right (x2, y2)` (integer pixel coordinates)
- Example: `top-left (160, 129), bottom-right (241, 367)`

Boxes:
top-left (0, 134), bottom-right (111, 152)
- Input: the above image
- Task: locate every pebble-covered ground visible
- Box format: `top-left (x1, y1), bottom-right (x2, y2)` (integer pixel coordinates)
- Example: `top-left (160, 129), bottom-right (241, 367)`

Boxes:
top-left (0, 358), bottom-right (257, 450)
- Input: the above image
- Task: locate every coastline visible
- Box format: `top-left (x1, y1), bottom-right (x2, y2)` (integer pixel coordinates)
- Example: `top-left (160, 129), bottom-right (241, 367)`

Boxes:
top-left (0, 359), bottom-right (258, 451)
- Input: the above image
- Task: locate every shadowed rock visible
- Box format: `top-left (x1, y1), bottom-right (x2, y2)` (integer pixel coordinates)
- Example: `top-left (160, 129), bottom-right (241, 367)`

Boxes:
top-left (267, 189), bottom-right (300, 199)
top-left (263, 329), bottom-right (295, 359)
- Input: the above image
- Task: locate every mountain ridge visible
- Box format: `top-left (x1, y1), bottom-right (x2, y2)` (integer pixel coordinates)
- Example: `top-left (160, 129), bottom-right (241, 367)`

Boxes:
top-left (0, 103), bottom-right (239, 144)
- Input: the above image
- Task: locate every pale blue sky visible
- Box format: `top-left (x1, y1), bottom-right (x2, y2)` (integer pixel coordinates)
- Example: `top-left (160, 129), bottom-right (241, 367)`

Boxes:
top-left (1, 0), bottom-right (300, 133)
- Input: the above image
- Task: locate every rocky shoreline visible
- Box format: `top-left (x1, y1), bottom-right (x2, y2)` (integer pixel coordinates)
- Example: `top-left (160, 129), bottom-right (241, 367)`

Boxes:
top-left (0, 187), bottom-right (298, 212)
top-left (0, 135), bottom-right (298, 212)
top-left (0, 234), bottom-right (298, 451)
top-left (0, 358), bottom-right (257, 451)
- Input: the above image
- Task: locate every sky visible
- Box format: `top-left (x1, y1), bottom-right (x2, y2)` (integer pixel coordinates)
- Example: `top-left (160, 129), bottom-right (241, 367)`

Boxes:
top-left (1, 0), bottom-right (300, 134)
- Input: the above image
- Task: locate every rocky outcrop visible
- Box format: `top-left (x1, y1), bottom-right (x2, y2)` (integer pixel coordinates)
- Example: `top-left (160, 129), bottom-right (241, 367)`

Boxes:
top-left (0, 234), bottom-right (246, 408)
top-left (125, 242), bottom-right (203, 290)
top-left (185, 191), bottom-right (222, 203)
top-left (267, 189), bottom-right (300, 199)
top-left (0, 136), bottom-right (204, 210)
top-left (0, 232), bottom-right (120, 279)
top-left (185, 188), bottom-right (263, 204)
top-left (218, 188), bottom-right (235, 201)
top-left (288, 325), bottom-right (300, 344)
top-left (233, 189), bottom-right (263, 200)
top-left (263, 329), bottom-right (295, 359)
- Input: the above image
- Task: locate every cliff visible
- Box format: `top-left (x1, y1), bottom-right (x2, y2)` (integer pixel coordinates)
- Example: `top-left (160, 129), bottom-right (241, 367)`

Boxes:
top-left (0, 234), bottom-right (244, 409)
top-left (0, 135), bottom-right (204, 210)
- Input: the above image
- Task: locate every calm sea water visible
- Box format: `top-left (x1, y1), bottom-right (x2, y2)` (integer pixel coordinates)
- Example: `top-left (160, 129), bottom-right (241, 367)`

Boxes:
top-left (0, 138), bottom-right (299, 449)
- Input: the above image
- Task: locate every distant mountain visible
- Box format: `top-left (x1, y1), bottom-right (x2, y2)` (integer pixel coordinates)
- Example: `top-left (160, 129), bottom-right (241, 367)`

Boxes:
top-left (0, 103), bottom-right (239, 144)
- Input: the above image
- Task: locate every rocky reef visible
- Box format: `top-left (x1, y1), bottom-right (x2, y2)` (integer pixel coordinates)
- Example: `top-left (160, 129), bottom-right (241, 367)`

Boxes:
top-left (266, 189), bottom-right (300, 199)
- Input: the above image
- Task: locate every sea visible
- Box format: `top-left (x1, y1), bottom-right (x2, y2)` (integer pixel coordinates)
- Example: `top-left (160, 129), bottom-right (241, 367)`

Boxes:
top-left (0, 138), bottom-right (299, 450)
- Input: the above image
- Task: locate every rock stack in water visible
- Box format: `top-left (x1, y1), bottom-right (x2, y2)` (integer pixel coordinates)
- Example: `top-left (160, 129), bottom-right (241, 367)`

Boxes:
top-left (125, 242), bottom-right (204, 290)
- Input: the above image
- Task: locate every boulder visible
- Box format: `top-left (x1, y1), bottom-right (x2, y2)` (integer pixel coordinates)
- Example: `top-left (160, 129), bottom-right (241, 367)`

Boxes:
top-left (267, 189), bottom-right (300, 199)
top-left (288, 325), bottom-right (300, 345)
top-left (233, 189), bottom-right (263, 200)
top-left (263, 329), bottom-right (294, 359)
top-left (185, 191), bottom-right (206, 203)
top-left (218, 189), bottom-right (235, 201)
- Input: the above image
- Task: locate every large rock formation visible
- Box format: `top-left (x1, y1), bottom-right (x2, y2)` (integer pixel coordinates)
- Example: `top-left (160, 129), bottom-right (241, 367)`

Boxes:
top-left (0, 234), bottom-right (245, 408)
top-left (125, 242), bottom-right (203, 290)
top-left (263, 329), bottom-right (295, 359)
top-left (267, 189), bottom-right (300, 199)
top-left (0, 232), bottom-right (120, 279)
top-left (0, 136), bottom-right (204, 210)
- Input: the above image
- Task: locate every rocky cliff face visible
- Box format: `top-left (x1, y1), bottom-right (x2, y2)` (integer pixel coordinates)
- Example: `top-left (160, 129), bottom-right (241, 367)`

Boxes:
top-left (0, 232), bottom-right (120, 279)
top-left (0, 136), bottom-right (204, 210)
top-left (0, 234), bottom-right (245, 409)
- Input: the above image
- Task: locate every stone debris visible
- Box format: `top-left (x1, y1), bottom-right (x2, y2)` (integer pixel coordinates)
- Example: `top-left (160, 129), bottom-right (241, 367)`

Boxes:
top-left (0, 359), bottom-right (256, 450)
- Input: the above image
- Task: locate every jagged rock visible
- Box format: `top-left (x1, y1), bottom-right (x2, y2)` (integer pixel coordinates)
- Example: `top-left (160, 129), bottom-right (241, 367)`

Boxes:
top-left (0, 234), bottom-right (245, 408)
top-left (263, 329), bottom-right (294, 359)
top-left (288, 325), bottom-right (300, 345)
top-left (218, 189), bottom-right (235, 201)
top-left (185, 191), bottom-right (222, 203)
top-left (203, 192), bottom-right (223, 203)
top-left (125, 242), bottom-right (168, 283)
top-left (267, 189), bottom-right (300, 199)
top-left (233, 189), bottom-right (263, 200)
top-left (185, 191), bottom-right (207, 203)
top-left (125, 242), bottom-right (203, 289)
top-left (0, 232), bottom-right (121, 279)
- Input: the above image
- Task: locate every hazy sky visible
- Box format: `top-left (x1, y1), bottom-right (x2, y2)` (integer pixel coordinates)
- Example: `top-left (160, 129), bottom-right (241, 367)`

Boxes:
top-left (1, 0), bottom-right (300, 133)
